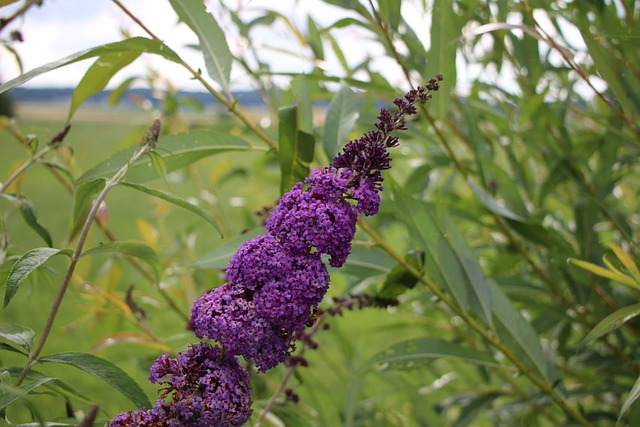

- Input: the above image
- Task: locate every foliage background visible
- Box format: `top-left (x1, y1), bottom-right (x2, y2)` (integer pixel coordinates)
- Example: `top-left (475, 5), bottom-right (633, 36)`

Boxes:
top-left (1, 0), bottom-right (639, 426)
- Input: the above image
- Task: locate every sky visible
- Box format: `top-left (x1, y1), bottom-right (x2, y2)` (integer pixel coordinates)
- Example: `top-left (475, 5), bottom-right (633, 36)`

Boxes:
top-left (0, 0), bottom-right (409, 91)
top-left (0, 0), bottom-right (596, 97)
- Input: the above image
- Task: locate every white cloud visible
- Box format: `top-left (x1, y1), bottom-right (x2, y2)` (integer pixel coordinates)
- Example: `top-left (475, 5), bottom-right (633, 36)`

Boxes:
top-left (0, 0), bottom-right (427, 91)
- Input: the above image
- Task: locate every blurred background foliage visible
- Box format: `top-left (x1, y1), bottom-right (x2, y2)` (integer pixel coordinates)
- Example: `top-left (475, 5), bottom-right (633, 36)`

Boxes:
top-left (1, 0), bottom-right (640, 425)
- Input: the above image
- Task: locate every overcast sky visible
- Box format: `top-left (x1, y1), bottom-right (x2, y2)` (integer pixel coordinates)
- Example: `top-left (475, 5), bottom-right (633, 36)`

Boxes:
top-left (0, 0), bottom-right (420, 91)
top-left (1, 1), bottom-right (595, 98)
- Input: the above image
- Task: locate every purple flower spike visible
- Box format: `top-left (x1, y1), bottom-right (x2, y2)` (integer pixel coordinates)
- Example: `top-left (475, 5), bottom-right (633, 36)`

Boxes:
top-left (110, 79), bottom-right (443, 426)
top-left (266, 169), bottom-right (358, 268)
top-left (190, 283), bottom-right (295, 372)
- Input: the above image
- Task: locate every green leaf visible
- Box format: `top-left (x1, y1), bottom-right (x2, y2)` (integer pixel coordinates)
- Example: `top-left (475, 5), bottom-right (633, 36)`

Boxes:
top-left (0, 194), bottom-right (53, 248)
top-left (323, 84), bottom-right (361, 160)
top-left (569, 258), bottom-right (640, 290)
top-left (68, 51), bottom-right (140, 121)
top-left (378, 0), bottom-right (402, 31)
top-left (72, 178), bottom-right (106, 227)
top-left (436, 204), bottom-right (493, 325)
top-left (376, 250), bottom-right (424, 300)
top-left (582, 303), bottom-right (640, 345)
top-left (390, 178), bottom-right (492, 323)
top-left (278, 105), bottom-right (315, 194)
top-left (307, 16), bottom-right (324, 60)
top-left (4, 248), bottom-right (72, 307)
top-left (109, 76), bottom-right (139, 107)
top-left (579, 20), bottom-right (632, 117)
top-left (0, 37), bottom-right (182, 94)
top-left (0, 377), bottom-right (56, 411)
top-left (192, 228), bottom-right (265, 269)
top-left (169, 0), bottom-right (232, 91)
top-left (428, 1), bottom-right (457, 119)
top-left (39, 352), bottom-right (151, 409)
top-left (4, 367), bottom-right (92, 404)
top-left (359, 337), bottom-right (499, 374)
top-left (78, 129), bottom-right (253, 184)
top-left (0, 342), bottom-right (28, 356)
top-left (620, 374), bottom-right (640, 421)
top-left (607, 242), bottom-right (640, 284)
top-left (342, 246), bottom-right (395, 276)
top-left (452, 392), bottom-right (503, 427)
top-left (146, 150), bottom-right (169, 185)
top-left (468, 178), bottom-right (527, 222)
top-left (0, 324), bottom-right (34, 352)
top-left (290, 75), bottom-right (313, 134)
top-left (119, 182), bottom-right (222, 238)
top-left (488, 279), bottom-right (558, 384)
top-left (81, 240), bottom-right (161, 281)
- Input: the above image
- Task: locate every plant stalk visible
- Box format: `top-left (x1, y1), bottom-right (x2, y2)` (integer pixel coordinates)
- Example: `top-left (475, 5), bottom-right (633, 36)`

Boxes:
top-left (358, 218), bottom-right (594, 427)
top-left (15, 138), bottom-right (155, 386)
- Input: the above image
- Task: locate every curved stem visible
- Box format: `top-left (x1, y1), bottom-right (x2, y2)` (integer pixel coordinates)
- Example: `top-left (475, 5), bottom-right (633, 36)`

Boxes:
top-left (252, 313), bottom-right (327, 427)
top-left (15, 134), bottom-right (155, 386)
top-left (358, 218), bottom-right (593, 427)
top-left (0, 145), bottom-right (52, 194)
top-left (111, 0), bottom-right (278, 150)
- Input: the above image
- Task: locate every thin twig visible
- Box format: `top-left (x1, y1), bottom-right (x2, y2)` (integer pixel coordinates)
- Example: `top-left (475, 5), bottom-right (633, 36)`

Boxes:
top-left (110, 0), bottom-right (278, 150)
top-left (523, 1), bottom-right (638, 135)
top-left (252, 313), bottom-right (327, 427)
top-left (15, 127), bottom-right (157, 386)
top-left (357, 218), bottom-right (593, 427)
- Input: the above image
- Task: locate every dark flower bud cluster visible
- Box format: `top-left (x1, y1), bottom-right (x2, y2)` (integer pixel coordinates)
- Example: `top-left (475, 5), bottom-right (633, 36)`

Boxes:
top-left (109, 78), bottom-right (440, 427)
top-left (109, 343), bottom-right (252, 426)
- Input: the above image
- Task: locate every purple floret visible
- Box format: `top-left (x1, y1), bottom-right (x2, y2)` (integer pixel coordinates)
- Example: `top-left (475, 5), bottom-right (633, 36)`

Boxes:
top-left (266, 168), bottom-right (358, 268)
top-left (110, 343), bottom-right (251, 427)
top-left (190, 283), bottom-right (295, 372)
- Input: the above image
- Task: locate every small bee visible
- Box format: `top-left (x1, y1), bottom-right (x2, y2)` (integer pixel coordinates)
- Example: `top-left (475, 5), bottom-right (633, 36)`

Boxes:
top-left (305, 308), bottom-right (320, 327)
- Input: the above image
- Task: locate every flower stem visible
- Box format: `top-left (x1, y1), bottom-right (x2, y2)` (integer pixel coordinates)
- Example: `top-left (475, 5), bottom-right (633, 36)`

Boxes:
top-left (252, 313), bottom-right (327, 427)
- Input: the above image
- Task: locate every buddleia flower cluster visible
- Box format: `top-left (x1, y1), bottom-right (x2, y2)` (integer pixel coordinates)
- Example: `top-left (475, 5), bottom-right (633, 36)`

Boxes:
top-left (108, 75), bottom-right (441, 427)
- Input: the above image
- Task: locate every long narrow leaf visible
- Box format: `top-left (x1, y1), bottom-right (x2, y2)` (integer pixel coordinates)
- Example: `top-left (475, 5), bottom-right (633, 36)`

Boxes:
top-left (323, 84), bottom-right (361, 160)
top-left (358, 337), bottom-right (499, 375)
top-left (72, 178), bottom-right (106, 227)
top-left (428, 2), bottom-right (457, 118)
top-left (569, 258), bottom-right (640, 289)
top-left (68, 51), bottom-right (140, 121)
top-left (582, 303), bottom-right (640, 345)
top-left (81, 240), bottom-right (161, 281)
top-left (278, 105), bottom-right (315, 194)
top-left (579, 22), bottom-right (633, 117)
top-left (169, 0), bottom-right (232, 91)
top-left (0, 194), bottom-right (53, 247)
top-left (468, 178), bottom-right (526, 222)
top-left (39, 352), bottom-right (151, 408)
top-left (192, 228), bottom-right (264, 269)
top-left (607, 242), bottom-right (640, 284)
top-left (390, 178), bottom-right (473, 313)
top-left (0, 378), bottom-right (56, 411)
top-left (4, 248), bottom-right (72, 307)
top-left (620, 375), bottom-right (640, 421)
top-left (78, 129), bottom-right (253, 184)
top-left (119, 182), bottom-right (222, 237)
top-left (488, 279), bottom-right (558, 384)
top-left (0, 37), bottom-right (181, 94)
top-left (0, 324), bottom-right (34, 353)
